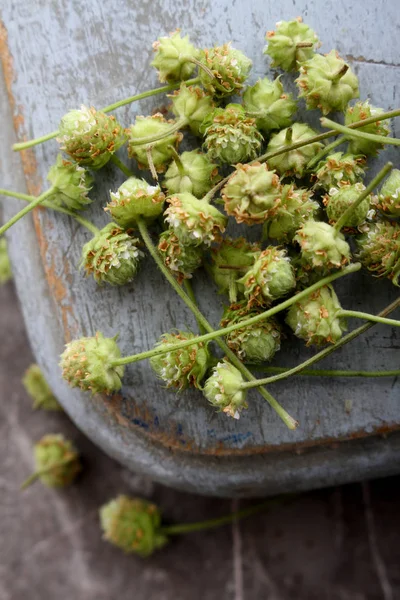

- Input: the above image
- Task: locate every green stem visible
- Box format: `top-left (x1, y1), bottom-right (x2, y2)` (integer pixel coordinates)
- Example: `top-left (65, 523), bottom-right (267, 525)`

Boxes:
top-left (321, 117), bottom-right (400, 147)
top-left (249, 366), bottom-right (400, 378)
top-left (332, 64), bottom-right (349, 82)
top-left (20, 457), bottom-right (75, 490)
top-left (183, 280), bottom-right (207, 335)
top-left (169, 146), bottom-right (186, 177)
top-left (12, 78), bottom-right (200, 152)
top-left (334, 162), bottom-right (392, 231)
top-left (338, 310), bottom-right (400, 328)
top-left (0, 187), bottom-right (56, 236)
top-left (306, 136), bottom-right (345, 170)
top-left (110, 155), bottom-right (135, 178)
top-left (129, 117), bottom-right (188, 146)
top-left (135, 218), bottom-right (297, 429)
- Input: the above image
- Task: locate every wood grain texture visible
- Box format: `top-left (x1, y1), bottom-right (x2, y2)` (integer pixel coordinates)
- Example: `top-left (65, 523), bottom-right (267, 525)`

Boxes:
top-left (1, 0), bottom-right (400, 495)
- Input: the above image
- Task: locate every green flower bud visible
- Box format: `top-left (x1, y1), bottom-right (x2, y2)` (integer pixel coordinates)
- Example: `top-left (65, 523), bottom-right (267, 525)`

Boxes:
top-left (0, 238), bottom-right (12, 284)
top-left (127, 113), bottom-right (183, 173)
top-left (202, 104), bottom-right (263, 165)
top-left (286, 285), bottom-right (346, 346)
top-left (33, 434), bottom-right (81, 488)
top-left (294, 221), bottom-right (351, 274)
top-left (238, 247), bottom-right (296, 307)
top-left (169, 84), bottom-right (215, 136)
top-left (158, 229), bottom-right (203, 283)
top-left (209, 237), bottom-right (261, 302)
top-left (164, 193), bottom-right (227, 246)
top-left (374, 169), bottom-right (400, 217)
top-left (100, 495), bottom-right (167, 557)
top-left (60, 331), bottom-right (124, 394)
top-left (357, 221), bottom-right (400, 285)
top-left (22, 364), bottom-right (61, 411)
top-left (222, 163), bottom-right (282, 225)
top-left (243, 77), bottom-right (297, 133)
top-left (198, 43), bottom-right (252, 99)
top-left (151, 29), bottom-right (199, 83)
top-left (47, 154), bottom-right (93, 210)
top-left (150, 331), bottom-right (211, 390)
top-left (266, 123), bottom-right (324, 177)
top-left (80, 223), bottom-right (143, 286)
top-left (203, 360), bottom-right (248, 419)
top-left (163, 150), bottom-right (220, 198)
top-left (221, 301), bottom-right (281, 363)
top-left (263, 185), bottom-right (318, 243)
top-left (313, 152), bottom-right (366, 190)
top-left (323, 183), bottom-right (371, 228)
top-left (105, 177), bottom-right (165, 228)
top-left (264, 18), bottom-right (319, 72)
top-left (296, 50), bottom-right (359, 114)
top-left (344, 101), bottom-right (390, 156)
top-left (57, 106), bottom-right (127, 170)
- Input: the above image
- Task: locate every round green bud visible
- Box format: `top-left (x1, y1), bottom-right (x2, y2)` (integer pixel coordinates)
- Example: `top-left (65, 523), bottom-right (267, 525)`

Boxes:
top-left (33, 434), bottom-right (81, 488)
top-left (263, 185), bottom-right (318, 243)
top-left (239, 247), bottom-right (296, 307)
top-left (57, 105), bottom-right (127, 170)
top-left (105, 177), bottom-right (165, 228)
top-left (163, 150), bottom-right (220, 198)
top-left (164, 193), bottom-right (227, 246)
top-left (209, 237), bottom-right (261, 302)
top-left (23, 364), bottom-right (61, 411)
top-left (60, 331), bottom-right (124, 394)
top-left (323, 183), bottom-right (371, 228)
top-left (294, 221), bottom-right (351, 274)
top-left (158, 229), bottom-right (203, 283)
top-left (264, 18), bottom-right (320, 72)
top-left (221, 301), bottom-right (281, 363)
top-left (243, 76), bottom-right (297, 133)
top-left (203, 360), bottom-right (248, 419)
top-left (266, 123), bottom-right (324, 178)
top-left (127, 113), bottom-right (183, 173)
top-left (313, 152), bottom-right (366, 190)
top-left (198, 43), bottom-right (252, 99)
top-left (296, 50), bottom-right (359, 114)
top-left (222, 163), bottom-right (282, 225)
top-left (169, 84), bottom-right (215, 136)
top-left (0, 238), bottom-right (12, 285)
top-left (344, 101), bottom-right (390, 156)
top-left (100, 495), bottom-right (167, 557)
top-left (150, 331), bottom-right (211, 390)
top-left (357, 221), bottom-right (400, 286)
top-left (286, 285), bottom-right (346, 346)
top-left (80, 223), bottom-right (143, 286)
top-left (374, 169), bottom-right (400, 217)
top-left (151, 29), bottom-right (199, 83)
top-left (47, 154), bottom-right (93, 210)
top-left (202, 104), bottom-right (263, 165)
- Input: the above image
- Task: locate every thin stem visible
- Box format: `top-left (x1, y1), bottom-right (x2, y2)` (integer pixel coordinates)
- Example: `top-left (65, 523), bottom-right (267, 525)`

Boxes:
top-left (334, 162), bottom-right (392, 231)
top-left (129, 117), bottom-right (188, 146)
top-left (0, 187), bottom-right (56, 236)
top-left (183, 280), bottom-right (207, 335)
top-left (20, 456), bottom-right (75, 490)
top-left (296, 41), bottom-right (314, 48)
top-left (338, 310), bottom-right (400, 328)
top-left (321, 117), bottom-right (400, 147)
top-left (110, 155), bottom-right (135, 178)
top-left (146, 146), bottom-right (158, 181)
top-left (306, 136), bottom-right (345, 170)
top-left (332, 64), bottom-right (349, 82)
top-left (181, 55), bottom-right (215, 80)
top-left (12, 78), bottom-right (200, 151)
top-left (169, 145), bottom-right (186, 177)
top-left (285, 127), bottom-right (293, 143)
top-left (248, 366), bottom-right (400, 378)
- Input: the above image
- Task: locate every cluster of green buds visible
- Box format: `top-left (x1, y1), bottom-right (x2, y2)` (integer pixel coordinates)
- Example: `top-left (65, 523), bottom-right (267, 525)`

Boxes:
top-left (313, 152), bottom-right (366, 190)
top-left (263, 185), bottom-right (318, 243)
top-left (264, 18), bottom-right (319, 72)
top-left (296, 50), bottom-right (359, 114)
top-left (221, 301), bottom-right (281, 363)
top-left (80, 223), bottom-right (143, 285)
top-left (60, 332), bottom-right (124, 394)
top-left (150, 331), bottom-right (211, 390)
top-left (47, 154), bottom-right (93, 210)
top-left (266, 123), bottom-right (324, 177)
top-left (294, 221), bottom-right (351, 274)
top-left (0, 238), bottom-right (12, 284)
top-left (57, 106), bottom-right (126, 170)
top-left (151, 29), bottom-right (199, 83)
top-left (357, 221), bottom-right (400, 285)
top-left (203, 360), bottom-right (248, 419)
top-left (243, 77), bottom-right (297, 134)
top-left (286, 285), bottom-right (346, 346)
top-left (323, 183), bottom-right (372, 229)
top-left (169, 84), bottom-right (215, 136)
top-left (100, 495), bottom-right (167, 557)
top-left (198, 43), bottom-right (252, 99)
top-left (105, 177), bottom-right (165, 228)
top-left (158, 229), bottom-right (203, 282)
top-left (374, 169), bottom-right (400, 217)
top-left (164, 193), bottom-right (227, 246)
top-left (163, 149), bottom-right (220, 198)
top-left (202, 104), bottom-right (263, 165)
top-left (239, 247), bottom-right (296, 307)
top-left (31, 434), bottom-right (81, 488)
top-left (22, 364), bottom-right (61, 411)
top-left (344, 101), bottom-right (390, 156)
